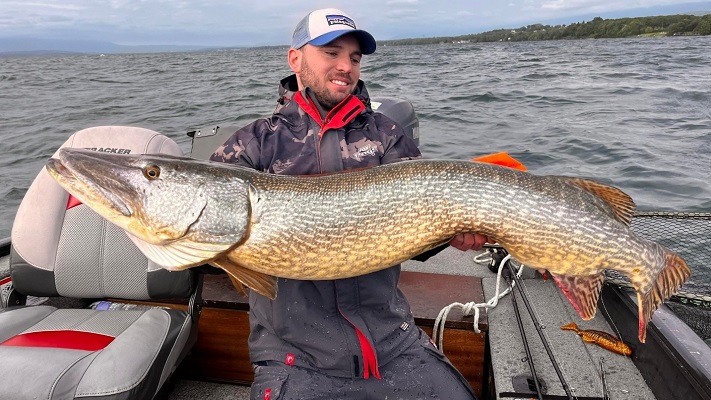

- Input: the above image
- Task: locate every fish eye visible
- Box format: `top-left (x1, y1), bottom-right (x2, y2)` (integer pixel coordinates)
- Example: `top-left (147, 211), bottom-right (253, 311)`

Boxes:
top-left (143, 165), bottom-right (161, 180)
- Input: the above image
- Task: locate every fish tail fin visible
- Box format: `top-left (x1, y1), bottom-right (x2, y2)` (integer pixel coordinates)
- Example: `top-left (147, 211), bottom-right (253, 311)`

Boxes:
top-left (637, 250), bottom-right (690, 343)
top-left (560, 322), bottom-right (579, 332)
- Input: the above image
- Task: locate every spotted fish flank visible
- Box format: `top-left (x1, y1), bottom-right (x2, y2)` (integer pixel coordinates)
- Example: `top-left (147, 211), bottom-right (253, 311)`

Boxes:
top-left (46, 149), bottom-right (690, 343)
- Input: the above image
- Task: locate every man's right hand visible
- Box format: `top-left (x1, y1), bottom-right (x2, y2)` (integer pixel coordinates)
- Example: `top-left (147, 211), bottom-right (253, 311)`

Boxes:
top-left (449, 233), bottom-right (491, 252)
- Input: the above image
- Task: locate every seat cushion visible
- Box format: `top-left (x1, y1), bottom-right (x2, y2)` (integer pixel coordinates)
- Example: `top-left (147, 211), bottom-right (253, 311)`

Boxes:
top-left (0, 305), bottom-right (195, 400)
top-left (10, 126), bottom-right (194, 300)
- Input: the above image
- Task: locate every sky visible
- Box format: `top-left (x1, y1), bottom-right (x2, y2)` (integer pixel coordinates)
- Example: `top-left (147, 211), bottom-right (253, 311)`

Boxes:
top-left (1, 0), bottom-right (710, 47)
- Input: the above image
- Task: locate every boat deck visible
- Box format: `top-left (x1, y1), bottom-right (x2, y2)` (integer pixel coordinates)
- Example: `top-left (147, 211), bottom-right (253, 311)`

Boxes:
top-left (160, 246), bottom-right (655, 399)
top-left (404, 247), bottom-right (654, 400)
top-left (1, 245), bottom-right (660, 399)
top-left (0, 249), bottom-right (655, 400)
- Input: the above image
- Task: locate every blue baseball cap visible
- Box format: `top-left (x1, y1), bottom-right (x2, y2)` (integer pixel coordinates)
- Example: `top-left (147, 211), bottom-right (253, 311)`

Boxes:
top-left (291, 8), bottom-right (377, 55)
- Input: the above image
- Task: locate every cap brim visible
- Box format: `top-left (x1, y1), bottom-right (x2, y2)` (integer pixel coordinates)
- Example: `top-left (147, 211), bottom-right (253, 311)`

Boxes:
top-left (308, 30), bottom-right (376, 55)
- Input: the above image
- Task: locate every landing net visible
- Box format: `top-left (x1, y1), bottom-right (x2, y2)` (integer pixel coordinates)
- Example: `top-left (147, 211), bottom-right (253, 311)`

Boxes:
top-left (605, 212), bottom-right (711, 342)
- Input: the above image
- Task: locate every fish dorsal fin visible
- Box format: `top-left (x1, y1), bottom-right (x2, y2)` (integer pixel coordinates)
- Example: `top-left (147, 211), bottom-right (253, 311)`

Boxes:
top-left (126, 232), bottom-right (229, 269)
top-left (550, 272), bottom-right (605, 320)
top-left (559, 177), bottom-right (636, 226)
top-left (210, 256), bottom-right (278, 299)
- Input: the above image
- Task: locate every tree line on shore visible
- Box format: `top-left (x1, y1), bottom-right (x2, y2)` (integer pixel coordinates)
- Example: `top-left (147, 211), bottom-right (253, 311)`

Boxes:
top-left (381, 13), bottom-right (711, 46)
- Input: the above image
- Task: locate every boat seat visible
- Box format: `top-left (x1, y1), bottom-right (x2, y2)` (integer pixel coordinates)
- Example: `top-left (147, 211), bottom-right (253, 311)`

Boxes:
top-left (0, 126), bottom-right (201, 400)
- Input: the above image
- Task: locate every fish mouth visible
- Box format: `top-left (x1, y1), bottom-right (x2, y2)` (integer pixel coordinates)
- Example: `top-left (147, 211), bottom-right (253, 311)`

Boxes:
top-left (45, 149), bottom-right (133, 218)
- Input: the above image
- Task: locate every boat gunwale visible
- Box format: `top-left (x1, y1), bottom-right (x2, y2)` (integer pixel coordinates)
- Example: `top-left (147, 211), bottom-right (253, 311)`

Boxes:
top-left (601, 284), bottom-right (711, 400)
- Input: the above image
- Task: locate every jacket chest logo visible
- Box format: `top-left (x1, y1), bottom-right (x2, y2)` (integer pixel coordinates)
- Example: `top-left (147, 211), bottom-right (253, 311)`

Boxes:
top-left (353, 144), bottom-right (377, 161)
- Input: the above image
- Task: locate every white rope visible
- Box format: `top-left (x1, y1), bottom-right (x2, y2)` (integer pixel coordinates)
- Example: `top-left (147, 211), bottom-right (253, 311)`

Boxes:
top-left (432, 252), bottom-right (524, 350)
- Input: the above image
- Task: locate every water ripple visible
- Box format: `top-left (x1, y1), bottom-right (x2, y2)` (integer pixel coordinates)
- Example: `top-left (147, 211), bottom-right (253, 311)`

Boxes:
top-left (1, 37), bottom-right (710, 241)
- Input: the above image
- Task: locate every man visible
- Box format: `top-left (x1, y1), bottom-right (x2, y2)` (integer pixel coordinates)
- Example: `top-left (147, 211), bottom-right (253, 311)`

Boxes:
top-left (211, 8), bottom-right (484, 399)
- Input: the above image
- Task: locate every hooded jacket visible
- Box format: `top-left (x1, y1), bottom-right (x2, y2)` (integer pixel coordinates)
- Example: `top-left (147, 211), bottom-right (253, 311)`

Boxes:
top-left (210, 75), bottom-right (422, 379)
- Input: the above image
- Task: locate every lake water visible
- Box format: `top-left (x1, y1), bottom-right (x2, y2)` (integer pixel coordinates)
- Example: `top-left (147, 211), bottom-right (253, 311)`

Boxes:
top-left (1, 36), bottom-right (709, 240)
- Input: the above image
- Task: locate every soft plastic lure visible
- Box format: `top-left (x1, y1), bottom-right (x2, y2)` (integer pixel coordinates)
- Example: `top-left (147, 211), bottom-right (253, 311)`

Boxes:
top-left (561, 322), bottom-right (632, 356)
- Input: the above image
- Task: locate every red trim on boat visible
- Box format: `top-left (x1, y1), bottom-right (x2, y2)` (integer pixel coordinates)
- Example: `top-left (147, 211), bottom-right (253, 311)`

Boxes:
top-left (66, 195), bottom-right (83, 210)
top-left (0, 330), bottom-right (115, 351)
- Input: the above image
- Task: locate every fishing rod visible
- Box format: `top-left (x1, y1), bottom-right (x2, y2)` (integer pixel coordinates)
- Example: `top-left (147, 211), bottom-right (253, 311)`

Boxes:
top-left (503, 268), bottom-right (545, 400)
top-left (505, 255), bottom-right (575, 400)
top-left (487, 244), bottom-right (575, 399)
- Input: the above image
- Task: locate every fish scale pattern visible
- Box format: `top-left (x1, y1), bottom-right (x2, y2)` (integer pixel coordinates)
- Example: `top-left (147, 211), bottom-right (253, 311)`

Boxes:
top-left (220, 160), bottom-right (690, 342)
top-left (224, 160), bottom-right (669, 283)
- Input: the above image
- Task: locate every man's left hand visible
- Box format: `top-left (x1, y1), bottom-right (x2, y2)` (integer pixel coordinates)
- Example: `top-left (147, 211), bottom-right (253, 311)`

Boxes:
top-left (449, 233), bottom-right (490, 252)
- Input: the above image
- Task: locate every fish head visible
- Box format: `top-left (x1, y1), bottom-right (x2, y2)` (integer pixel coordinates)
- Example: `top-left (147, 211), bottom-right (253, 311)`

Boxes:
top-left (45, 148), bottom-right (252, 268)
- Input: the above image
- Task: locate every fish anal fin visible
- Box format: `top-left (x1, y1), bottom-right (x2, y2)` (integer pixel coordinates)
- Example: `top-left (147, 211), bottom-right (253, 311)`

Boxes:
top-left (634, 250), bottom-right (691, 343)
top-left (559, 177), bottom-right (636, 226)
top-left (210, 257), bottom-right (278, 300)
top-left (551, 273), bottom-right (605, 321)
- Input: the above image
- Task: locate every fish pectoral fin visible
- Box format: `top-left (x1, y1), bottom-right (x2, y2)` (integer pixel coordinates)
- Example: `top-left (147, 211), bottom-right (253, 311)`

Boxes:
top-left (557, 177), bottom-right (636, 226)
top-left (550, 272), bottom-right (605, 320)
top-left (210, 256), bottom-right (278, 300)
top-left (125, 232), bottom-right (229, 269)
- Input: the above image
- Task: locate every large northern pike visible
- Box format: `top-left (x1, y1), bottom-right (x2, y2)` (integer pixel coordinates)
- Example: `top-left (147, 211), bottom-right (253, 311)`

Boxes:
top-left (45, 148), bottom-right (690, 342)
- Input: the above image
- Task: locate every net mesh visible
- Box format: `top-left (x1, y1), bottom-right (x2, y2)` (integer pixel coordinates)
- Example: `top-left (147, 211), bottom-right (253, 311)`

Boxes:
top-left (605, 212), bottom-right (711, 341)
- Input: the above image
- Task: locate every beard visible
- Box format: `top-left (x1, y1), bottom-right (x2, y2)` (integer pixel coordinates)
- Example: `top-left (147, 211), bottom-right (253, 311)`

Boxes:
top-left (299, 57), bottom-right (353, 111)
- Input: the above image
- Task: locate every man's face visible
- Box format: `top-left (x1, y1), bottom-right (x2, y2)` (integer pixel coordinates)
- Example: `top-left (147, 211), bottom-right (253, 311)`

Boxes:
top-left (289, 34), bottom-right (362, 110)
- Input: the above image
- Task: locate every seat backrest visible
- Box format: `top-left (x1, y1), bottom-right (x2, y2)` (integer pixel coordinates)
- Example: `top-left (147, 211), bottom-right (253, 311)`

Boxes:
top-left (10, 126), bottom-right (195, 300)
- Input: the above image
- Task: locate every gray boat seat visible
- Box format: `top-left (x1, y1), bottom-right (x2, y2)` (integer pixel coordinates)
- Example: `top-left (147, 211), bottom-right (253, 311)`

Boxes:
top-left (0, 126), bottom-right (201, 400)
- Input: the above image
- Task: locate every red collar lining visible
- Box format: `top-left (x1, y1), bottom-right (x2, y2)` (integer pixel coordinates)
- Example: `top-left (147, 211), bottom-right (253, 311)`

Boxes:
top-left (293, 91), bottom-right (365, 135)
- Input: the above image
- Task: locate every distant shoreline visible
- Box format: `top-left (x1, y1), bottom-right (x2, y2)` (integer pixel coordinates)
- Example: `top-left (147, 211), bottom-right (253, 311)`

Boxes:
top-left (380, 13), bottom-right (711, 46)
top-left (2, 12), bottom-right (709, 56)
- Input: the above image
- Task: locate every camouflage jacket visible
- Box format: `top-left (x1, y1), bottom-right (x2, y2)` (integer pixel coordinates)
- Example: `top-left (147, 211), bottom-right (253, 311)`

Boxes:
top-left (211, 75), bottom-right (421, 173)
top-left (210, 75), bottom-right (423, 379)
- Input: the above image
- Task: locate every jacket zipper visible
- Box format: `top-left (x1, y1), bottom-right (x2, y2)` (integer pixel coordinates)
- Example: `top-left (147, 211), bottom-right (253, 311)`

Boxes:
top-left (294, 91), bottom-right (365, 173)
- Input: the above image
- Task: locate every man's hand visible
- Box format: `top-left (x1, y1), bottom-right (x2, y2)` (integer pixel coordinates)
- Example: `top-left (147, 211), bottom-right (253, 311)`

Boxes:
top-left (449, 233), bottom-right (491, 252)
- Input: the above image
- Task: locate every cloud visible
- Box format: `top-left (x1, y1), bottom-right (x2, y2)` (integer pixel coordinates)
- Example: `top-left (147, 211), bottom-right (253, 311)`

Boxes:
top-left (540, 0), bottom-right (708, 13)
top-left (1, 0), bottom-right (709, 46)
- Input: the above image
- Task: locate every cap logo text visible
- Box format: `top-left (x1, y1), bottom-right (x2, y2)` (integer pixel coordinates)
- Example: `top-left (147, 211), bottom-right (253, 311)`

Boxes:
top-left (326, 14), bottom-right (356, 29)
